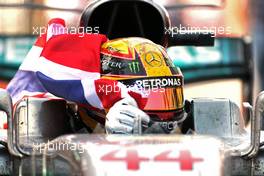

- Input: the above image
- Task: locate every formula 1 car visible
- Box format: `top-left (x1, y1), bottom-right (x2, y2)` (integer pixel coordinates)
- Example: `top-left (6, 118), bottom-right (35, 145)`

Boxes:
top-left (0, 87), bottom-right (263, 175)
top-left (0, 0), bottom-right (263, 175)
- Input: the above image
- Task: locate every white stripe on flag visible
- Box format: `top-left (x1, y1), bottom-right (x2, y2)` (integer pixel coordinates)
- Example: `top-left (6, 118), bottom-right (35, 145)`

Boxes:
top-left (81, 78), bottom-right (103, 109)
top-left (19, 46), bottom-right (43, 71)
top-left (38, 56), bottom-right (101, 80)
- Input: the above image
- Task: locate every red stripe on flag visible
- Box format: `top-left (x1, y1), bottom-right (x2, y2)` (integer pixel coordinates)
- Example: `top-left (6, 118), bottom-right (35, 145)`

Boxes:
top-left (94, 79), bottom-right (147, 109)
top-left (128, 91), bottom-right (147, 110)
top-left (48, 18), bottom-right (65, 26)
top-left (94, 79), bottom-right (122, 109)
top-left (34, 18), bottom-right (66, 47)
top-left (41, 34), bottom-right (107, 73)
top-left (34, 34), bottom-right (47, 47)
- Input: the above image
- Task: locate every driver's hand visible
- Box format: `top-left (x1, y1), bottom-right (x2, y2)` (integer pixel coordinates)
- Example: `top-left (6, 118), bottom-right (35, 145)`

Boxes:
top-left (105, 96), bottom-right (150, 134)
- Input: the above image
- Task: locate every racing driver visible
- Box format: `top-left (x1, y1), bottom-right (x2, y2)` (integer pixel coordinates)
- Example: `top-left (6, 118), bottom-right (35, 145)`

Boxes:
top-left (6, 18), bottom-right (189, 135)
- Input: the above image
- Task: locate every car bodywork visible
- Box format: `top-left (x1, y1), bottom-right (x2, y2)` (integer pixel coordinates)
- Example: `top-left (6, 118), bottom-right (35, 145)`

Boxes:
top-left (0, 88), bottom-right (263, 175)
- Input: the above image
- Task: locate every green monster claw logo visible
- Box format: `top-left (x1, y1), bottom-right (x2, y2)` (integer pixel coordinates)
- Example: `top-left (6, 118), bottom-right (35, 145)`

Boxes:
top-left (128, 62), bottom-right (140, 73)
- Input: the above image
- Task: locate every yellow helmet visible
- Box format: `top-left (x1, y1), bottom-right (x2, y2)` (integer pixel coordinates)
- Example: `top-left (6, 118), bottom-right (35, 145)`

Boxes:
top-left (101, 37), bottom-right (184, 121)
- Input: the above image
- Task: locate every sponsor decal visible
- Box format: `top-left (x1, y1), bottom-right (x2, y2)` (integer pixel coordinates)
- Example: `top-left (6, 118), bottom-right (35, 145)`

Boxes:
top-left (106, 46), bottom-right (122, 53)
top-left (101, 57), bottom-right (126, 72)
top-left (128, 62), bottom-right (140, 73)
top-left (101, 57), bottom-right (143, 75)
top-left (121, 76), bottom-right (182, 89)
top-left (144, 51), bottom-right (163, 67)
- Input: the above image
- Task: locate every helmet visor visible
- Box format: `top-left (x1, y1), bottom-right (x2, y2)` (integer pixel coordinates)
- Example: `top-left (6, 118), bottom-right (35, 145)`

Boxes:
top-left (143, 87), bottom-right (184, 111)
top-left (120, 76), bottom-right (184, 112)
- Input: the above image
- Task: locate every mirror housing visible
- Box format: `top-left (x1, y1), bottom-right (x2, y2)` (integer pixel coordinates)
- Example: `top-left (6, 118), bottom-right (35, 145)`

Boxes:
top-left (81, 0), bottom-right (215, 47)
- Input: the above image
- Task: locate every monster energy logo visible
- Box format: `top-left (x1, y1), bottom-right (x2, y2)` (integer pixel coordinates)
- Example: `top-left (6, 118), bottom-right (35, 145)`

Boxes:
top-left (128, 62), bottom-right (140, 73)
